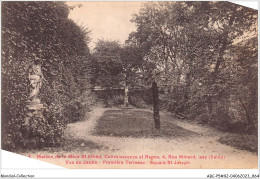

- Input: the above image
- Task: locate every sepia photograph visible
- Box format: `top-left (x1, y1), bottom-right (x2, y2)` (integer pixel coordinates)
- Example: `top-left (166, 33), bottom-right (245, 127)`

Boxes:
top-left (1, 0), bottom-right (258, 174)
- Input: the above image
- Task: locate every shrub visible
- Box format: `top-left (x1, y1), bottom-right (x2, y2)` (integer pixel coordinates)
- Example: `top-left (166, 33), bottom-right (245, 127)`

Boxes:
top-left (77, 90), bottom-right (97, 112)
top-left (3, 109), bottom-right (65, 151)
top-left (106, 95), bottom-right (124, 107)
top-left (1, 2), bottom-right (92, 150)
top-left (3, 115), bottom-right (26, 151)
top-left (129, 89), bottom-right (153, 105)
top-left (129, 95), bottom-right (147, 108)
top-left (64, 90), bottom-right (97, 123)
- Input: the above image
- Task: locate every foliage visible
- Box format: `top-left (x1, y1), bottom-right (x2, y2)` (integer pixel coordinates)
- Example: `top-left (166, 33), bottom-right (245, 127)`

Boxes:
top-left (4, 111), bottom-right (65, 151)
top-left (129, 95), bottom-right (147, 109)
top-left (64, 90), bottom-right (97, 123)
top-left (92, 40), bottom-right (123, 88)
top-left (130, 1), bottom-right (257, 134)
top-left (119, 44), bottom-right (144, 88)
top-left (129, 89), bottom-right (153, 106)
top-left (103, 90), bottom-right (150, 108)
top-left (106, 95), bottom-right (125, 107)
top-left (92, 40), bottom-right (145, 105)
top-left (2, 1), bottom-right (93, 150)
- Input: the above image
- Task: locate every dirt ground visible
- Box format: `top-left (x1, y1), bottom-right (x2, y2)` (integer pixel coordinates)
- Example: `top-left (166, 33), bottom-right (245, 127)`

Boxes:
top-left (20, 101), bottom-right (258, 169)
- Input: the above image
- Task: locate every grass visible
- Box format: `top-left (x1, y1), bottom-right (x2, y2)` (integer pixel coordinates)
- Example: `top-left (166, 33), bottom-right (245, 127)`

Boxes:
top-left (94, 109), bottom-right (197, 138)
top-left (218, 134), bottom-right (258, 153)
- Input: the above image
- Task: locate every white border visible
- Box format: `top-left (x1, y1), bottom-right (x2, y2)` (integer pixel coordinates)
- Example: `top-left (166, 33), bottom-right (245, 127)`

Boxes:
top-left (0, 0), bottom-right (259, 178)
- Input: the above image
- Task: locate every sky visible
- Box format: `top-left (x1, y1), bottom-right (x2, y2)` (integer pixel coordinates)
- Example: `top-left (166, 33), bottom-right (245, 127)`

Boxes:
top-left (66, 1), bottom-right (258, 50)
top-left (66, 2), bottom-right (144, 50)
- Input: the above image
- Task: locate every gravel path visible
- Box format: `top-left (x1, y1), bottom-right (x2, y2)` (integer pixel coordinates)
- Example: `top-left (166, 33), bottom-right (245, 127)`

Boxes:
top-left (22, 101), bottom-right (258, 169)
top-left (65, 101), bottom-right (109, 139)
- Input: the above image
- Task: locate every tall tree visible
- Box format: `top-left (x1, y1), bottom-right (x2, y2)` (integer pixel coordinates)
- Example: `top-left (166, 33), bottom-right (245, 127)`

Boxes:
top-left (93, 40), bottom-right (144, 106)
top-left (129, 1), bottom-right (257, 132)
top-left (120, 44), bottom-right (144, 107)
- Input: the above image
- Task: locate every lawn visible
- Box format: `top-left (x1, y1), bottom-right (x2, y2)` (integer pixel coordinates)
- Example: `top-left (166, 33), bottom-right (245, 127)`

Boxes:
top-left (94, 109), bottom-right (197, 138)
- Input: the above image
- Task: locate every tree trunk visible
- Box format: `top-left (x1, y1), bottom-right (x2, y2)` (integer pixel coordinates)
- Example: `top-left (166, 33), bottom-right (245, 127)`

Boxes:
top-left (152, 81), bottom-right (160, 129)
top-left (105, 87), bottom-right (112, 107)
top-left (239, 97), bottom-right (252, 127)
top-left (207, 96), bottom-right (213, 114)
top-left (124, 85), bottom-right (129, 108)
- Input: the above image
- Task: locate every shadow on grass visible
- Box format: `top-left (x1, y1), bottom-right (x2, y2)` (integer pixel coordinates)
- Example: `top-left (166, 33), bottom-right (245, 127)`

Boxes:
top-left (94, 110), bottom-right (198, 138)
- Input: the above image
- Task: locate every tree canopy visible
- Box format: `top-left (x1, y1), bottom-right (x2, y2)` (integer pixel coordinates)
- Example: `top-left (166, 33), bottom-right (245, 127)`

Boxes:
top-left (129, 1), bottom-right (257, 133)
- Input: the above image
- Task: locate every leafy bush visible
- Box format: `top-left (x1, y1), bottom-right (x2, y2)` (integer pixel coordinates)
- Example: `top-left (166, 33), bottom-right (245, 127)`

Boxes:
top-left (63, 90), bottom-right (97, 123)
top-left (24, 112), bottom-right (62, 148)
top-left (209, 107), bottom-right (230, 131)
top-left (129, 95), bottom-right (148, 108)
top-left (106, 95), bottom-right (124, 107)
top-left (1, 2), bottom-right (93, 150)
top-left (3, 110), bottom-right (65, 151)
top-left (3, 115), bottom-right (26, 151)
top-left (160, 90), bottom-right (188, 115)
top-left (129, 89), bottom-right (153, 105)
top-left (78, 90), bottom-right (97, 112)
top-left (105, 93), bottom-right (148, 108)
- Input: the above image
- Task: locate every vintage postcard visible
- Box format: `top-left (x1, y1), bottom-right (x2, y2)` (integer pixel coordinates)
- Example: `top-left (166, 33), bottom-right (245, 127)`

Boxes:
top-left (1, 0), bottom-right (258, 178)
